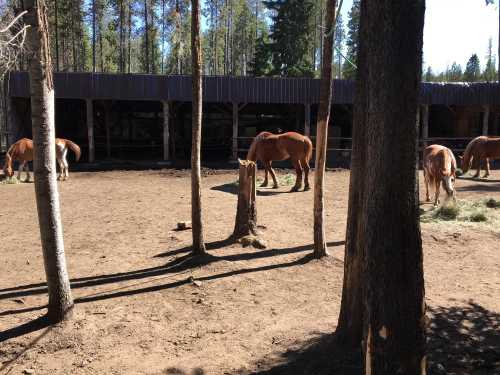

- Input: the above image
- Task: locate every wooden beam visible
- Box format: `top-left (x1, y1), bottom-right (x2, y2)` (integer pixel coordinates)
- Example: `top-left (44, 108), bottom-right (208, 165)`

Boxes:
top-left (104, 101), bottom-right (112, 158)
top-left (421, 104), bottom-right (429, 146)
top-left (86, 98), bottom-right (95, 163)
top-left (483, 105), bottom-right (490, 136)
top-left (232, 102), bottom-right (238, 160)
top-left (304, 103), bottom-right (311, 136)
top-left (162, 100), bottom-right (170, 161)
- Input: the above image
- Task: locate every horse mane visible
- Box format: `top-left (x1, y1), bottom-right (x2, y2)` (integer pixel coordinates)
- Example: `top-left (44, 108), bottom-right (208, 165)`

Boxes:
top-left (461, 137), bottom-right (481, 173)
top-left (246, 132), bottom-right (272, 161)
top-left (441, 148), bottom-right (455, 176)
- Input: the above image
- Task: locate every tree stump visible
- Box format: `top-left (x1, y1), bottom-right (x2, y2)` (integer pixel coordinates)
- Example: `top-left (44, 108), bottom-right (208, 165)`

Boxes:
top-left (233, 159), bottom-right (258, 239)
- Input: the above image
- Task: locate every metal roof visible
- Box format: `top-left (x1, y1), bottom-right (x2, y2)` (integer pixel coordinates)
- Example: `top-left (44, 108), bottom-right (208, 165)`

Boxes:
top-left (6, 71), bottom-right (500, 106)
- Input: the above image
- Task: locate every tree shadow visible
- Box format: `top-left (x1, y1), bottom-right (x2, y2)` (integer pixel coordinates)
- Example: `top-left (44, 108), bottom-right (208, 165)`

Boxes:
top-left (163, 368), bottom-right (205, 375)
top-left (210, 183), bottom-right (303, 196)
top-left (427, 301), bottom-right (500, 374)
top-left (0, 239), bottom-right (348, 341)
top-left (456, 183), bottom-right (500, 193)
top-left (457, 176), bottom-right (500, 183)
top-left (233, 333), bottom-right (362, 375)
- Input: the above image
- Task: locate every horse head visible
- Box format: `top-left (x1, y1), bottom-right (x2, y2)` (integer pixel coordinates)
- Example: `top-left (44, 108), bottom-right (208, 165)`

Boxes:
top-left (442, 174), bottom-right (456, 201)
top-left (2, 154), bottom-right (13, 177)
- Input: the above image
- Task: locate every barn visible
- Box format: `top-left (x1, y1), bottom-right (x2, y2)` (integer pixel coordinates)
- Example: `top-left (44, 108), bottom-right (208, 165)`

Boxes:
top-left (3, 71), bottom-right (500, 167)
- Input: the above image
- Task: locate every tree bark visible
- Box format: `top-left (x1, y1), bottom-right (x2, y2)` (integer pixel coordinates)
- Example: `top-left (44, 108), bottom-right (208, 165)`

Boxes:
top-left (359, 2), bottom-right (426, 374)
top-left (23, 0), bottom-right (74, 323)
top-left (313, 0), bottom-right (336, 258)
top-left (144, 0), bottom-right (149, 73)
top-left (92, 0), bottom-right (96, 73)
top-left (233, 159), bottom-right (257, 238)
top-left (54, 0), bottom-right (59, 71)
top-left (191, 0), bottom-right (206, 255)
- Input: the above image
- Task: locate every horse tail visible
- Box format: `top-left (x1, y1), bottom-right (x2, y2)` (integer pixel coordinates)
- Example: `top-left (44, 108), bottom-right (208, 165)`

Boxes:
top-left (304, 136), bottom-right (313, 163)
top-left (64, 139), bottom-right (81, 162)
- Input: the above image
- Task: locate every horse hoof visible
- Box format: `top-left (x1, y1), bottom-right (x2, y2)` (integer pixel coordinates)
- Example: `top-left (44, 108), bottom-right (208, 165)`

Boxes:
top-left (304, 186), bottom-right (310, 191)
top-left (260, 183), bottom-right (268, 188)
top-left (290, 186), bottom-right (300, 192)
top-left (273, 185), bottom-right (279, 189)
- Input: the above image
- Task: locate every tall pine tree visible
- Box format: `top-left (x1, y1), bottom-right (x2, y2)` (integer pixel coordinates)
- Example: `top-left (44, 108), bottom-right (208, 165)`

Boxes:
top-left (343, 0), bottom-right (359, 80)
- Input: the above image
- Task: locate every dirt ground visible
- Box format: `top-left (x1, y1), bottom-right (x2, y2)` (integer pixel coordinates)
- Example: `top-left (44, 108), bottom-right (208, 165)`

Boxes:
top-left (1, 168), bottom-right (499, 375)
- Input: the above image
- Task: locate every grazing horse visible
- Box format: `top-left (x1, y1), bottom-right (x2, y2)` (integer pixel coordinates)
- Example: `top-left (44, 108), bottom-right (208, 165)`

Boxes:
top-left (460, 136), bottom-right (500, 178)
top-left (3, 138), bottom-right (81, 181)
top-left (423, 144), bottom-right (457, 206)
top-left (246, 131), bottom-right (313, 192)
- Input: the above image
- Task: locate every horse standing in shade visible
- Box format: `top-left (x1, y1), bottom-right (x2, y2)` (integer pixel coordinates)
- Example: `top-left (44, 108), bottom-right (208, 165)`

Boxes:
top-left (460, 136), bottom-right (500, 178)
top-left (3, 138), bottom-right (81, 181)
top-left (246, 131), bottom-right (313, 192)
top-left (423, 144), bottom-right (457, 206)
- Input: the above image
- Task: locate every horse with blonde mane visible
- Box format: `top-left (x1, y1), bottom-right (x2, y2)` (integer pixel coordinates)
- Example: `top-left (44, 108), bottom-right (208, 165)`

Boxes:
top-left (246, 131), bottom-right (313, 192)
top-left (3, 138), bottom-right (81, 181)
top-left (460, 136), bottom-right (500, 178)
top-left (423, 144), bottom-right (457, 206)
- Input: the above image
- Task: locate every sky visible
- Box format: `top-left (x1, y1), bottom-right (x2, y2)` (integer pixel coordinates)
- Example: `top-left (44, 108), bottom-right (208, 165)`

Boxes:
top-left (340, 0), bottom-right (499, 73)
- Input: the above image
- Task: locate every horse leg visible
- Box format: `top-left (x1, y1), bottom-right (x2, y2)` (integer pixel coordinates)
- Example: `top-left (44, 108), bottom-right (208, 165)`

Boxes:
top-left (302, 157), bottom-right (310, 191)
top-left (24, 163), bottom-right (31, 182)
top-left (473, 156), bottom-right (481, 178)
top-left (424, 170), bottom-right (431, 202)
top-left (62, 149), bottom-right (69, 180)
top-left (434, 178), bottom-right (441, 206)
top-left (269, 162), bottom-right (279, 189)
top-left (57, 158), bottom-right (63, 180)
top-left (260, 161), bottom-right (269, 187)
top-left (17, 162), bottom-right (24, 181)
top-left (483, 157), bottom-right (490, 178)
top-left (290, 159), bottom-right (303, 192)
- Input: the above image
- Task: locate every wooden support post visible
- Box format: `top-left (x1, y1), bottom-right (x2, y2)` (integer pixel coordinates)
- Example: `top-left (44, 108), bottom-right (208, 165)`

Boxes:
top-left (304, 103), bottom-right (311, 136)
top-left (86, 98), bottom-right (95, 163)
top-left (483, 105), bottom-right (490, 136)
top-left (233, 159), bottom-right (257, 239)
top-left (422, 104), bottom-right (429, 147)
top-left (104, 102), bottom-right (112, 158)
top-left (162, 100), bottom-right (170, 161)
top-left (232, 102), bottom-right (238, 160)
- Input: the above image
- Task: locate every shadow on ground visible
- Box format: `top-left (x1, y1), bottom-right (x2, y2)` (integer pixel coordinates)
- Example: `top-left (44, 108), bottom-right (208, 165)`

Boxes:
top-left (0, 241), bottom-right (344, 342)
top-left (232, 300), bottom-right (500, 375)
top-left (210, 182), bottom-right (301, 196)
top-left (427, 301), bottom-right (500, 374)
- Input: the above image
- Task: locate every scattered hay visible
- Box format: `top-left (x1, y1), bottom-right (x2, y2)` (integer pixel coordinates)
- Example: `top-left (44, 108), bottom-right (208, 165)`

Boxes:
top-left (421, 199), bottom-right (498, 226)
top-left (469, 212), bottom-right (487, 222)
top-left (0, 176), bottom-right (20, 185)
top-left (455, 168), bottom-right (463, 177)
top-left (433, 204), bottom-right (460, 221)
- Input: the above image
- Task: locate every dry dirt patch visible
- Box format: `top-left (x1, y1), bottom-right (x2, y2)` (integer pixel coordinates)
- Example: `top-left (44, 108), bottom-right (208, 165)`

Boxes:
top-left (1, 169), bottom-right (499, 374)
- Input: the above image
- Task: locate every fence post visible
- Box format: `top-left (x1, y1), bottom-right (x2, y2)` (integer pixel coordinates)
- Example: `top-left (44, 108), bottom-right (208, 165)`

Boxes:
top-left (232, 102), bottom-right (238, 160)
top-left (422, 104), bottom-right (429, 147)
top-left (304, 103), bottom-right (311, 136)
top-left (162, 100), bottom-right (170, 161)
top-left (483, 105), bottom-right (490, 136)
top-left (86, 98), bottom-right (95, 163)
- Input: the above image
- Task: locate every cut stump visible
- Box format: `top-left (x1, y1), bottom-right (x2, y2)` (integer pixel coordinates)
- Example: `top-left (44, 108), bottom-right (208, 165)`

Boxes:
top-left (233, 159), bottom-right (259, 241)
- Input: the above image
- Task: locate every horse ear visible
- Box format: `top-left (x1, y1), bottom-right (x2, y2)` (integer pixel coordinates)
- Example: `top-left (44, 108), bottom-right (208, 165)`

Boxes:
top-left (458, 155), bottom-right (463, 160)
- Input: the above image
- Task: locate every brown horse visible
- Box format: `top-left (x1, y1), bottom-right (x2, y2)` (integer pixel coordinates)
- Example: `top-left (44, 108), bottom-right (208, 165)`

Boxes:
top-left (3, 138), bottom-right (81, 181)
top-left (460, 136), bottom-right (500, 178)
top-left (246, 131), bottom-right (313, 192)
top-left (423, 144), bottom-right (457, 206)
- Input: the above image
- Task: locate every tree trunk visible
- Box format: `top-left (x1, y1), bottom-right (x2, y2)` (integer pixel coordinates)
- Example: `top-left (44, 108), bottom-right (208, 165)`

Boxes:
top-left (191, 0), bottom-right (206, 255)
top-left (23, 0), bottom-right (74, 323)
top-left (313, 0), bottom-right (336, 258)
top-left (233, 159), bottom-right (257, 238)
top-left (335, 0), bottom-right (371, 348)
top-left (360, 2), bottom-right (426, 374)
top-left (54, 0), bottom-right (59, 71)
top-left (144, 0), bottom-right (149, 73)
top-left (120, 0), bottom-right (124, 73)
top-left (92, 0), bottom-right (96, 73)
top-left (128, 2), bottom-right (132, 73)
